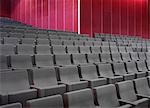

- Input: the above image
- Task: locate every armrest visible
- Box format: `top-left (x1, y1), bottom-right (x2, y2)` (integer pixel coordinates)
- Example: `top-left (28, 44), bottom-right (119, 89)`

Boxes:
top-left (136, 94), bottom-right (148, 98)
top-left (118, 99), bottom-right (136, 106)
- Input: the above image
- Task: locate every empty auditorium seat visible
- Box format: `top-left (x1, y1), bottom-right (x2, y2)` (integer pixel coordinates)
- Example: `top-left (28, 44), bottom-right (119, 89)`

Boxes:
top-left (87, 53), bottom-right (100, 64)
top-left (117, 81), bottom-right (149, 108)
top-left (9, 32), bottom-right (24, 38)
top-left (110, 46), bottom-right (119, 53)
top-left (24, 33), bottom-right (37, 38)
top-left (84, 41), bottom-right (93, 46)
top-left (113, 62), bottom-right (135, 80)
top-left (111, 53), bottom-right (122, 62)
top-left (36, 39), bottom-right (50, 45)
top-left (26, 95), bottom-right (63, 108)
top-left (21, 38), bottom-right (35, 45)
top-left (58, 66), bottom-right (88, 91)
top-left (74, 40), bottom-right (84, 46)
top-left (146, 60), bottom-right (150, 70)
top-left (121, 53), bottom-right (131, 62)
top-left (50, 39), bottom-right (62, 46)
top-left (16, 45), bottom-right (34, 55)
top-left (63, 40), bottom-right (74, 46)
top-left (3, 37), bottom-right (19, 45)
top-left (52, 45), bottom-right (66, 54)
top-left (67, 46), bottom-right (79, 54)
top-left (80, 64), bottom-right (107, 87)
top-left (37, 33), bottom-right (48, 39)
top-left (54, 54), bottom-right (72, 66)
top-left (72, 54), bottom-right (87, 65)
top-left (93, 84), bottom-right (131, 108)
top-left (29, 68), bottom-right (66, 97)
top-left (136, 60), bottom-right (150, 73)
top-left (126, 47), bottom-right (133, 52)
top-left (90, 46), bottom-right (101, 53)
top-left (102, 42), bottom-right (109, 46)
top-left (146, 52), bottom-right (150, 60)
top-left (10, 55), bottom-right (33, 69)
top-left (97, 63), bottom-right (123, 84)
top-left (36, 45), bottom-right (51, 54)
top-left (126, 61), bottom-right (146, 78)
top-left (93, 41), bottom-right (101, 46)
top-left (0, 55), bottom-right (9, 70)
top-left (0, 103), bottom-right (22, 108)
top-left (34, 55), bottom-right (54, 67)
top-left (79, 46), bottom-right (91, 54)
top-left (64, 89), bottom-right (96, 108)
top-left (138, 52), bottom-right (146, 60)
top-left (0, 44), bottom-right (15, 55)
top-left (100, 53), bottom-right (112, 63)
top-left (118, 46), bottom-right (127, 53)
top-left (101, 46), bottom-right (110, 53)
top-left (0, 70), bottom-right (37, 105)
top-left (134, 77), bottom-right (150, 98)
top-left (130, 52), bottom-right (140, 61)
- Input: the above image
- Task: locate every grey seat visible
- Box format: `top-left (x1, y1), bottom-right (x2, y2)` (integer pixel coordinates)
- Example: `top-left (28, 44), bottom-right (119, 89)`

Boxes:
top-left (36, 45), bottom-right (51, 54)
top-left (80, 64), bottom-right (107, 87)
top-left (146, 52), bottom-right (150, 60)
top-left (121, 53), bottom-right (131, 62)
top-left (100, 53), bottom-right (112, 63)
top-left (130, 52), bottom-right (139, 61)
top-left (90, 46), bottom-right (101, 53)
top-left (134, 77), bottom-right (150, 98)
top-left (97, 63), bottom-right (123, 84)
top-left (72, 54), bottom-right (87, 65)
top-left (36, 39), bottom-right (49, 45)
top-left (50, 39), bottom-right (62, 46)
top-left (16, 45), bottom-right (34, 55)
top-left (126, 47), bottom-right (133, 52)
top-left (0, 103), bottom-right (22, 108)
top-left (74, 41), bottom-right (84, 46)
top-left (24, 33), bottom-right (37, 38)
top-left (79, 46), bottom-right (91, 54)
top-left (21, 38), bottom-right (35, 45)
top-left (58, 66), bottom-right (88, 91)
top-left (94, 84), bottom-right (131, 108)
top-left (0, 55), bottom-right (9, 70)
top-left (64, 89), bottom-right (96, 108)
top-left (102, 42), bottom-right (109, 46)
top-left (0, 70), bottom-right (37, 105)
top-left (3, 38), bottom-right (19, 45)
top-left (111, 53), bottom-right (122, 62)
top-left (26, 95), bottom-right (63, 108)
top-left (126, 61), bottom-right (146, 78)
top-left (67, 46), bottom-right (79, 54)
top-left (34, 55), bottom-right (54, 67)
top-left (9, 33), bottom-right (24, 38)
top-left (101, 46), bottom-right (110, 53)
top-left (52, 45), bottom-right (66, 54)
top-left (146, 60), bottom-right (150, 70)
top-left (113, 62), bottom-right (135, 80)
top-left (138, 52), bottom-right (146, 60)
top-left (37, 33), bottom-right (48, 39)
top-left (110, 46), bottom-right (119, 53)
top-left (0, 44), bottom-right (15, 55)
top-left (93, 41), bottom-right (101, 46)
top-left (136, 60), bottom-right (150, 73)
top-left (87, 53), bottom-right (100, 64)
top-left (54, 54), bottom-right (72, 66)
top-left (29, 68), bottom-right (66, 97)
top-left (10, 55), bottom-right (33, 69)
top-left (117, 81), bottom-right (149, 108)
top-left (119, 47), bottom-right (127, 53)
top-left (84, 41), bottom-right (93, 46)
top-left (63, 40), bottom-right (74, 46)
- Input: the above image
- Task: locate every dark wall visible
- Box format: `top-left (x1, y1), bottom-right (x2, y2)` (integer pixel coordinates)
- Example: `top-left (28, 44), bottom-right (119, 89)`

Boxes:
top-left (0, 0), bottom-right (11, 17)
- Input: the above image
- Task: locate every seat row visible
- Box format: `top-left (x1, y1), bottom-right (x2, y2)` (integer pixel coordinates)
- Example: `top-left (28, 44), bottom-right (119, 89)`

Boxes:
top-left (1, 77), bottom-right (150, 108)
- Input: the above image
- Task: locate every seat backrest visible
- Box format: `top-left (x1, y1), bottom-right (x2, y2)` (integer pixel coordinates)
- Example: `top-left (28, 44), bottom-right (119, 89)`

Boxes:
top-left (117, 81), bottom-right (137, 102)
top-left (110, 46), bottom-right (118, 53)
top-left (80, 64), bottom-right (98, 79)
top-left (0, 70), bottom-right (30, 93)
top-left (93, 41), bottom-right (101, 46)
top-left (74, 41), bottom-right (84, 46)
top-left (64, 89), bottom-right (95, 108)
top-left (35, 54), bottom-right (54, 67)
top-left (37, 33), bottom-right (48, 39)
top-left (17, 45), bottom-right (34, 55)
top-left (52, 45), bottom-right (66, 54)
top-left (0, 44), bottom-right (15, 55)
top-left (118, 47), bottom-right (126, 53)
top-left (21, 38), bottom-right (35, 45)
top-left (134, 77), bottom-right (150, 96)
top-left (98, 63), bottom-right (114, 77)
top-left (125, 61), bottom-right (138, 73)
top-left (27, 95), bottom-right (63, 108)
top-left (63, 40), bottom-right (74, 46)
top-left (146, 60), bottom-right (150, 70)
top-left (138, 52), bottom-right (146, 60)
top-left (84, 41), bottom-right (93, 46)
top-left (58, 66), bottom-right (80, 83)
top-left (79, 46), bottom-right (91, 54)
top-left (31, 68), bottom-right (58, 87)
top-left (4, 37), bottom-right (19, 44)
top-left (121, 53), bottom-right (131, 62)
top-left (24, 33), bottom-right (37, 38)
top-left (113, 63), bottom-right (127, 75)
top-left (72, 54), bottom-right (87, 65)
top-left (102, 42), bottom-right (109, 46)
top-left (146, 52), bottom-right (150, 60)
top-left (36, 39), bottom-right (49, 45)
top-left (67, 46), bottom-right (79, 54)
top-left (136, 60), bottom-right (148, 72)
top-left (130, 52), bottom-right (139, 60)
top-left (55, 54), bottom-right (72, 66)
top-left (126, 47), bottom-right (133, 52)
top-left (0, 55), bottom-right (8, 69)
top-left (36, 45), bottom-right (51, 54)
top-left (50, 39), bottom-right (62, 46)
top-left (94, 84), bottom-right (120, 107)
top-left (111, 53), bottom-right (122, 62)
top-left (87, 53), bottom-right (100, 63)
top-left (101, 46), bottom-right (110, 53)
top-left (91, 46), bottom-right (101, 53)
top-left (100, 53), bottom-right (112, 62)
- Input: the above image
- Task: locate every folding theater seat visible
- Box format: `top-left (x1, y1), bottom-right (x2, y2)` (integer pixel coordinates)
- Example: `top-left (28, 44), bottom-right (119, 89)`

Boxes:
top-left (97, 63), bottom-right (123, 84)
top-left (146, 60), bottom-right (150, 70)
top-left (37, 33), bottom-right (48, 39)
top-left (74, 40), bottom-right (84, 46)
top-left (93, 41), bottom-right (101, 46)
top-left (52, 45), bottom-right (66, 54)
top-left (9, 32), bottom-right (24, 38)
top-left (109, 42), bottom-right (117, 46)
top-left (9, 55), bottom-right (33, 69)
top-left (111, 53), bottom-right (122, 62)
top-left (66, 46), bottom-right (79, 54)
top-left (54, 54), bottom-right (72, 66)
top-left (58, 65), bottom-right (88, 91)
top-left (101, 46), bottom-right (110, 53)
top-left (35, 45), bottom-right (51, 55)
top-left (117, 81), bottom-right (149, 108)
top-left (24, 33), bottom-right (37, 38)
top-left (0, 70), bottom-right (37, 105)
top-left (26, 95), bottom-right (63, 108)
top-left (125, 61), bottom-right (147, 78)
top-left (110, 46), bottom-right (119, 53)
top-left (126, 47), bottom-right (133, 52)
top-left (113, 62), bottom-right (135, 80)
top-left (93, 84), bottom-right (132, 108)
top-left (0, 55), bottom-right (9, 70)
top-left (79, 46), bottom-right (91, 54)
top-left (64, 89), bottom-right (96, 108)
top-left (34, 55), bottom-right (54, 68)
top-left (90, 46), bottom-right (101, 53)
top-left (0, 32), bottom-right (9, 38)
top-left (0, 44), bottom-right (15, 55)
top-left (50, 39), bottom-right (62, 46)
top-left (3, 38), bottom-right (19, 45)
top-left (29, 68), bottom-right (66, 97)
top-left (21, 38), bottom-right (35, 45)
top-left (121, 53), bottom-right (131, 62)
top-left (16, 45), bottom-right (34, 55)
top-left (100, 53), bottom-right (112, 63)
top-left (118, 46), bottom-right (127, 53)
top-left (138, 52), bottom-right (146, 60)
top-left (80, 64), bottom-right (107, 87)
top-left (136, 60), bottom-right (150, 74)
top-left (134, 77), bottom-right (150, 98)
top-left (36, 39), bottom-right (50, 45)
top-left (84, 41), bottom-right (93, 46)
top-left (102, 42), bottom-right (109, 46)
top-left (146, 52), bottom-right (150, 60)
top-left (130, 52), bottom-right (140, 61)
top-left (87, 53), bottom-right (100, 64)
top-left (0, 103), bottom-right (22, 108)
top-left (72, 54), bottom-right (88, 65)
top-left (62, 40), bottom-right (74, 46)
